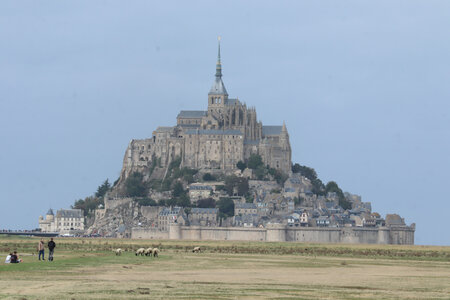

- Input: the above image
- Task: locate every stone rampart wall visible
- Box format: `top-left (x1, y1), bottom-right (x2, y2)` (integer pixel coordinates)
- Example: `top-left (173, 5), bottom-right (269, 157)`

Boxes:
top-left (105, 197), bottom-right (133, 210)
top-left (131, 225), bottom-right (415, 245)
top-left (132, 228), bottom-right (169, 239)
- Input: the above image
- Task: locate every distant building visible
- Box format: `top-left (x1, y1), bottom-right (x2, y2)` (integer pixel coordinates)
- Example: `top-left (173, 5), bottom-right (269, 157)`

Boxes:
top-left (38, 208), bottom-right (84, 233)
top-left (117, 42), bottom-right (292, 188)
top-left (188, 208), bottom-right (218, 226)
top-left (188, 185), bottom-right (213, 202)
top-left (158, 207), bottom-right (186, 231)
top-left (235, 203), bottom-right (257, 216)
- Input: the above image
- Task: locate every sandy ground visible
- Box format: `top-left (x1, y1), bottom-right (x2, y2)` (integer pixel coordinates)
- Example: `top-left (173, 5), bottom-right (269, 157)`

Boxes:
top-left (1, 253), bottom-right (449, 299)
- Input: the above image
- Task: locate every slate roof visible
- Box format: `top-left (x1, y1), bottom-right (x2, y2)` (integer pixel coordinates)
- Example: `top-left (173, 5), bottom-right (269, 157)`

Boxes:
top-left (209, 77), bottom-right (228, 95)
top-left (155, 126), bottom-right (173, 133)
top-left (191, 208), bottom-right (218, 214)
top-left (225, 99), bottom-right (238, 105)
top-left (235, 203), bottom-right (257, 209)
top-left (159, 207), bottom-right (183, 216)
top-left (189, 185), bottom-right (213, 191)
top-left (177, 110), bottom-right (207, 119)
top-left (179, 124), bottom-right (201, 128)
top-left (262, 126), bottom-right (283, 136)
top-left (46, 208), bottom-right (54, 216)
top-left (244, 139), bottom-right (260, 145)
top-left (185, 129), bottom-right (242, 136)
top-left (56, 209), bottom-right (83, 218)
top-left (234, 214), bottom-right (259, 223)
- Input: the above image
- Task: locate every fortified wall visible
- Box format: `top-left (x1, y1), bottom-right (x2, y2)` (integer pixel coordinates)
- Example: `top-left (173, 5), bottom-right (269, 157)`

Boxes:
top-left (132, 223), bottom-right (415, 245)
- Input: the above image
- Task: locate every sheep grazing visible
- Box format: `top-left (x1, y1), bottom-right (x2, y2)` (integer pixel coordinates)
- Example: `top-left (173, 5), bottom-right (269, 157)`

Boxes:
top-left (114, 248), bottom-right (123, 256)
top-left (192, 246), bottom-right (201, 253)
top-left (135, 248), bottom-right (146, 256)
top-left (145, 248), bottom-right (153, 257)
top-left (152, 248), bottom-right (160, 257)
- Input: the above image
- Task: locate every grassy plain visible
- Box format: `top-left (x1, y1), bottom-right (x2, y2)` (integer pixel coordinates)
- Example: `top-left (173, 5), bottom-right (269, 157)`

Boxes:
top-left (0, 236), bottom-right (449, 299)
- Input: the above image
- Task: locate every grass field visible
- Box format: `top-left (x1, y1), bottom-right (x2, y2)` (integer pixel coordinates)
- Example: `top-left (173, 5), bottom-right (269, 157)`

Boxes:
top-left (0, 236), bottom-right (449, 299)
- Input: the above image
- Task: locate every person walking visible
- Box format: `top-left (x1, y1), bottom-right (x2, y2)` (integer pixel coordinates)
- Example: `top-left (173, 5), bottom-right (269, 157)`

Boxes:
top-left (47, 238), bottom-right (56, 261)
top-left (38, 239), bottom-right (45, 261)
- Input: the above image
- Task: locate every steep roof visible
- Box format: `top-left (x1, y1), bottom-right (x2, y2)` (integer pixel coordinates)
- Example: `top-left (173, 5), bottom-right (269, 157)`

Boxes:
top-left (262, 126), bottom-right (283, 136)
top-left (185, 129), bottom-right (242, 136)
top-left (225, 98), bottom-right (238, 105)
top-left (209, 39), bottom-right (228, 96)
top-left (209, 77), bottom-right (228, 95)
top-left (56, 209), bottom-right (83, 218)
top-left (191, 208), bottom-right (218, 214)
top-left (177, 110), bottom-right (207, 119)
top-left (235, 203), bottom-right (257, 209)
top-left (155, 126), bottom-right (173, 133)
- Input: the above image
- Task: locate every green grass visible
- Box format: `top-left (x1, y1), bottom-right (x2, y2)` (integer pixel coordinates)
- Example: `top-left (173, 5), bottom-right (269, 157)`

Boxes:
top-left (0, 236), bottom-right (449, 299)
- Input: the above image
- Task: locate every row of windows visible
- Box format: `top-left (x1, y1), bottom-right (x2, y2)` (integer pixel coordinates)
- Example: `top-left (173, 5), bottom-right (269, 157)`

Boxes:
top-left (59, 223), bottom-right (81, 226)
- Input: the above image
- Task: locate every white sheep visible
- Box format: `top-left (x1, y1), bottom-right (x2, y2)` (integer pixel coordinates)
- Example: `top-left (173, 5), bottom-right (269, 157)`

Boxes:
top-left (114, 248), bottom-right (123, 256)
top-left (192, 246), bottom-right (201, 253)
top-left (145, 247), bottom-right (153, 257)
top-left (135, 248), bottom-right (146, 256)
top-left (152, 248), bottom-right (160, 257)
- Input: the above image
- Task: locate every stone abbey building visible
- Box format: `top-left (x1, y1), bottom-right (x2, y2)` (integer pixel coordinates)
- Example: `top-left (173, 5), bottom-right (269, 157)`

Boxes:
top-left (121, 43), bottom-right (291, 179)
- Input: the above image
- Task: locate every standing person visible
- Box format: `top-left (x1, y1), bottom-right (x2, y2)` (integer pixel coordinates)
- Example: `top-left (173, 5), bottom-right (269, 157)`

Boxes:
top-left (47, 238), bottom-right (56, 261)
top-left (38, 239), bottom-right (45, 261)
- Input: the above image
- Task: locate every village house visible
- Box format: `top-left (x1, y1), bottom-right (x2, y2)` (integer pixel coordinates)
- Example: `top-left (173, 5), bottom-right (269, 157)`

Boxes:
top-left (158, 207), bottom-right (186, 231)
top-left (188, 208), bottom-right (218, 226)
top-left (234, 203), bottom-right (257, 215)
top-left (39, 208), bottom-right (84, 234)
top-left (234, 214), bottom-right (259, 227)
top-left (188, 184), bottom-right (213, 202)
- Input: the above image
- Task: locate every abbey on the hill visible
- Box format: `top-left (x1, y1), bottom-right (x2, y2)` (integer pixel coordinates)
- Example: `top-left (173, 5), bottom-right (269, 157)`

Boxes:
top-left (122, 42), bottom-right (291, 178)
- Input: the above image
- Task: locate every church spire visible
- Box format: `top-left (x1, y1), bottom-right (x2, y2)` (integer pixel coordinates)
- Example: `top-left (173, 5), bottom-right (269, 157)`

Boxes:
top-left (215, 36), bottom-right (222, 78)
top-left (209, 36), bottom-right (228, 96)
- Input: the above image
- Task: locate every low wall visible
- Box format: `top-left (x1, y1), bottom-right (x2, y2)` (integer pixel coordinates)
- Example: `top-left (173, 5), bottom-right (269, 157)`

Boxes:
top-left (131, 225), bottom-right (415, 245)
top-left (132, 228), bottom-right (169, 239)
top-left (179, 226), bottom-right (266, 241)
top-left (105, 197), bottom-right (133, 210)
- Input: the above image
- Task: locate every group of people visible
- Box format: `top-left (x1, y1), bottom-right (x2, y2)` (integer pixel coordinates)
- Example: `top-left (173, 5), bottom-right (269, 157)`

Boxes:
top-left (4, 238), bottom-right (56, 264)
top-left (37, 238), bottom-right (56, 261)
top-left (4, 251), bottom-right (21, 263)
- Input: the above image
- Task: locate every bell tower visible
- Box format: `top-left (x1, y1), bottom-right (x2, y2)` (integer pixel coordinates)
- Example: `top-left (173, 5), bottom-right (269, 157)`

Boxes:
top-left (208, 36), bottom-right (228, 113)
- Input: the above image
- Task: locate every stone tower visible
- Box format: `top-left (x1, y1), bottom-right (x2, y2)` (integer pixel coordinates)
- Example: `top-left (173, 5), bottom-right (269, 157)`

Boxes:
top-left (208, 38), bottom-right (228, 118)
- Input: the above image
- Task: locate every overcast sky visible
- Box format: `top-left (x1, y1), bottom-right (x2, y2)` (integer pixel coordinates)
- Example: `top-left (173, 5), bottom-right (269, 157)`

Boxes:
top-left (1, 1), bottom-right (449, 245)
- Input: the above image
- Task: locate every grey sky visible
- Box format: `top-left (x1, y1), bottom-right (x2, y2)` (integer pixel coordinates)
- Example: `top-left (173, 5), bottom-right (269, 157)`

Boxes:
top-left (1, 1), bottom-right (449, 245)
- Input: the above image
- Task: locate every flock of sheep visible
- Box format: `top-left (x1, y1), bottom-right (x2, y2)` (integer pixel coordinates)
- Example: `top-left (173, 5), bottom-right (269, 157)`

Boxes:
top-left (134, 247), bottom-right (160, 257)
top-left (113, 246), bottom-right (201, 257)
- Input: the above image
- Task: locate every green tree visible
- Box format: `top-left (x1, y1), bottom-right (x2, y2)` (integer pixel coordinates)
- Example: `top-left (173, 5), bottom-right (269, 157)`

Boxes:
top-left (95, 179), bottom-right (111, 198)
top-left (312, 178), bottom-right (325, 195)
top-left (135, 198), bottom-right (157, 206)
top-left (292, 163), bottom-right (318, 181)
top-left (224, 175), bottom-right (249, 196)
top-left (217, 197), bottom-right (234, 218)
top-left (202, 173), bottom-right (216, 181)
top-left (166, 198), bottom-right (177, 206)
top-left (247, 154), bottom-right (263, 169)
top-left (236, 161), bottom-right (247, 172)
top-left (197, 198), bottom-right (216, 208)
top-left (254, 166), bottom-right (266, 180)
top-left (176, 193), bottom-right (191, 207)
top-left (269, 168), bottom-right (288, 185)
top-left (72, 196), bottom-right (103, 217)
top-left (325, 181), bottom-right (352, 210)
top-left (168, 156), bottom-right (182, 171)
top-left (172, 182), bottom-right (185, 198)
top-left (125, 172), bottom-right (147, 197)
